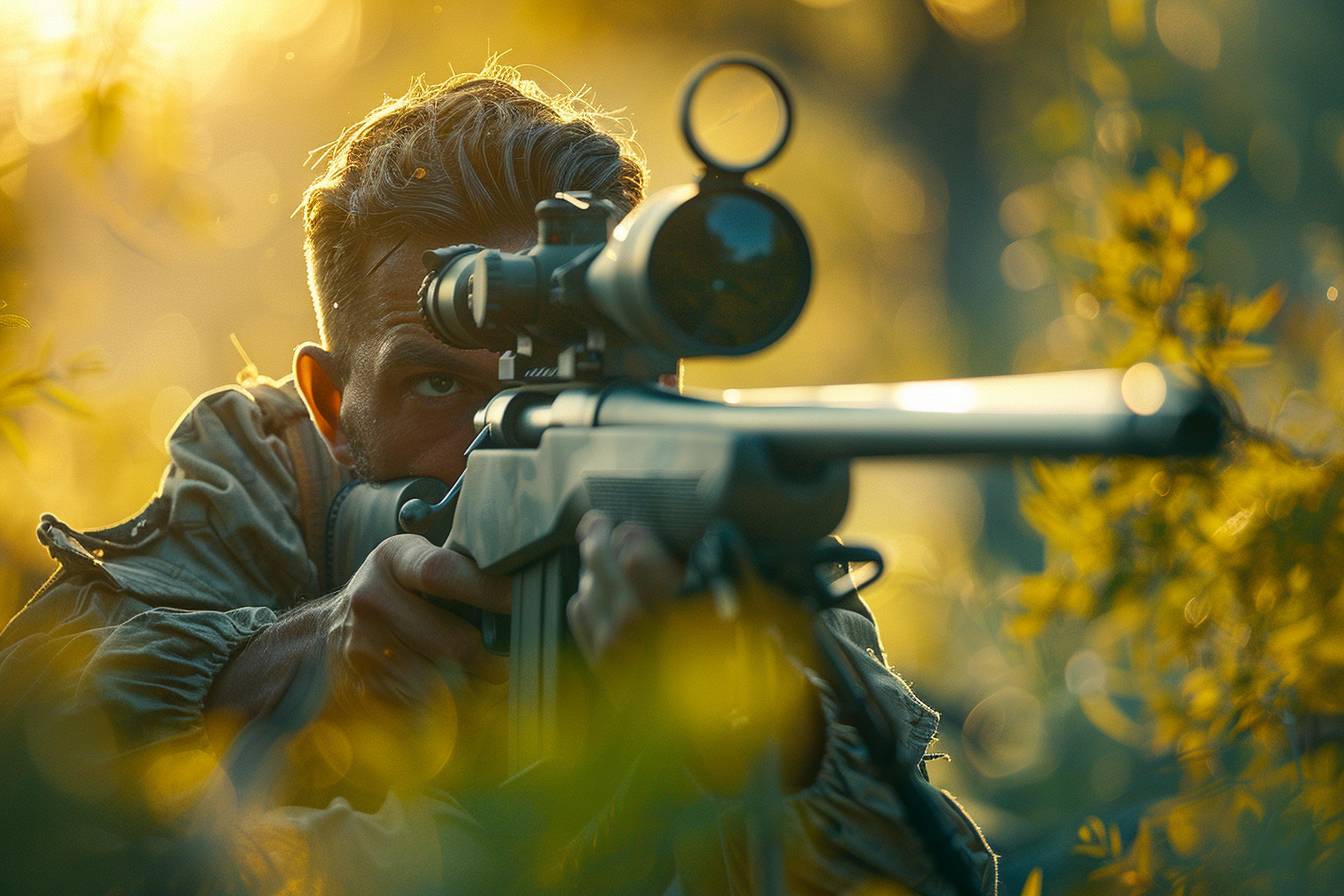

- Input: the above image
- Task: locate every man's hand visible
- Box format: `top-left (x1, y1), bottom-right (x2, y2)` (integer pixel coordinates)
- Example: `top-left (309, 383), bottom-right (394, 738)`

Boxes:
top-left (567, 512), bottom-right (680, 707)
top-left (567, 512), bottom-right (825, 792)
top-left (318, 535), bottom-right (510, 787)
top-left (207, 534), bottom-right (509, 802)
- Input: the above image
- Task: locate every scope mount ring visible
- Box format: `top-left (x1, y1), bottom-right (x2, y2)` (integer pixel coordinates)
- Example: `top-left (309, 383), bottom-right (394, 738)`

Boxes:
top-left (680, 54), bottom-right (794, 178)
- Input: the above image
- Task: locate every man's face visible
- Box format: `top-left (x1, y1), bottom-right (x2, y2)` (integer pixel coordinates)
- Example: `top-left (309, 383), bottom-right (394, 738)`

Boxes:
top-left (336, 235), bottom-right (521, 484)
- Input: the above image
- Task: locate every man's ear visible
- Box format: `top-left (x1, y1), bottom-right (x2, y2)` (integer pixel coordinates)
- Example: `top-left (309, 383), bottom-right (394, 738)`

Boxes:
top-left (293, 343), bottom-right (355, 467)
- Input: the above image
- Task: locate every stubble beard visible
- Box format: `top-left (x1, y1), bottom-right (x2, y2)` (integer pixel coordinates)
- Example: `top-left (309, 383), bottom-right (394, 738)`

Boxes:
top-left (341, 409), bottom-right (379, 483)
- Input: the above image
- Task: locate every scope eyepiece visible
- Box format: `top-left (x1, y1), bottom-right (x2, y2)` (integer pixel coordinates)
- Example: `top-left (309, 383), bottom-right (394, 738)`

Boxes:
top-left (420, 244), bottom-right (488, 350)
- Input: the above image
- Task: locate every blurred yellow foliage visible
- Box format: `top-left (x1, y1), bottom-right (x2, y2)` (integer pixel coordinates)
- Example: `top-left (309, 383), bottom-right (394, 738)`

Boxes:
top-left (1017, 137), bottom-right (1344, 892)
top-left (0, 330), bottom-right (102, 462)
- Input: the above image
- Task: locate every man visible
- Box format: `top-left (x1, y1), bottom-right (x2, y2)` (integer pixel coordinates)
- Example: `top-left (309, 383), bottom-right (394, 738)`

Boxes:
top-left (0, 66), bottom-right (996, 894)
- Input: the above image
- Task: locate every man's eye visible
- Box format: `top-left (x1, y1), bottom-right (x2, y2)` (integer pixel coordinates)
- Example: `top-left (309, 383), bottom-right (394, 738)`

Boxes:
top-left (411, 374), bottom-right (463, 397)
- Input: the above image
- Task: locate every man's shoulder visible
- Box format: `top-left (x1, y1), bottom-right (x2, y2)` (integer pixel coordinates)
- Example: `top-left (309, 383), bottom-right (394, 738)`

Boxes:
top-left (179, 378), bottom-right (313, 446)
top-left (33, 377), bottom-right (352, 612)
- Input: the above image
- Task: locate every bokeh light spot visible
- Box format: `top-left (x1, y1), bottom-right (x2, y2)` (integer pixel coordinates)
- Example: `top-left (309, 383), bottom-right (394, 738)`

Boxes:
top-left (861, 148), bottom-right (947, 237)
top-left (1095, 103), bottom-right (1142, 157)
top-left (1155, 0), bottom-right (1222, 71)
top-left (999, 185), bottom-right (1050, 239)
top-left (1065, 649), bottom-right (1107, 696)
top-left (1121, 362), bottom-right (1167, 415)
top-left (925, 0), bottom-right (1024, 44)
top-left (1074, 292), bottom-right (1101, 319)
top-left (1045, 315), bottom-right (1090, 365)
top-left (1000, 239), bottom-right (1050, 291)
top-left (962, 685), bottom-right (1044, 777)
top-left (149, 385), bottom-right (194, 446)
top-left (144, 748), bottom-right (220, 821)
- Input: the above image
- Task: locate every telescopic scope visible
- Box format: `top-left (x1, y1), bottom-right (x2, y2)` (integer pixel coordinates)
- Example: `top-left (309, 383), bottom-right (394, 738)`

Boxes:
top-left (418, 57), bottom-right (810, 380)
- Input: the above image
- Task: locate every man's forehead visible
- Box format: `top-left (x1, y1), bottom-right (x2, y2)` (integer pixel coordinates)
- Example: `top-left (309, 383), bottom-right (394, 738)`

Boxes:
top-left (360, 236), bottom-right (434, 321)
top-left (375, 327), bottom-right (455, 366)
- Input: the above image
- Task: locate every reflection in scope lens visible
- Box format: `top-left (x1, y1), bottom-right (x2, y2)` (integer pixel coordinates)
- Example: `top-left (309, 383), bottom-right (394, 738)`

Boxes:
top-left (647, 192), bottom-right (808, 351)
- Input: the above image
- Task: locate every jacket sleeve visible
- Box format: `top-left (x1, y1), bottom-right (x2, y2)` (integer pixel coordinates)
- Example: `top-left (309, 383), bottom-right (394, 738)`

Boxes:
top-left (0, 381), bottom-right (344, 783)
top-left (675, 605), bottom-right (999, 896)
top-left (0, 570), bottom-right (278, 771)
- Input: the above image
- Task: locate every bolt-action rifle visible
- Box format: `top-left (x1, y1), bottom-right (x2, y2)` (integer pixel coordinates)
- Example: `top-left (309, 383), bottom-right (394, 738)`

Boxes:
top-left (326, 57), bottom-right (1223, 895)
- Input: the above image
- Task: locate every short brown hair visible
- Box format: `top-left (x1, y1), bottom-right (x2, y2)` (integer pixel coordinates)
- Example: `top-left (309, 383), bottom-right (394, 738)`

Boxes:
top-left (300, 63), bottom-right (647, 370)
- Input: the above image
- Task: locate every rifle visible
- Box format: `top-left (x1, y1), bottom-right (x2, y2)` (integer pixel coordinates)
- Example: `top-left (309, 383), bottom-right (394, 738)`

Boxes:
top-left (327, 56), bottom-right (1223, 895)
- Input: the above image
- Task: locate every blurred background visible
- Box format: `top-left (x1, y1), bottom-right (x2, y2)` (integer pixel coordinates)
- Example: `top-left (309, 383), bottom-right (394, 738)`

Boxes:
top-left (1, 0), bottom-right (1341, 891)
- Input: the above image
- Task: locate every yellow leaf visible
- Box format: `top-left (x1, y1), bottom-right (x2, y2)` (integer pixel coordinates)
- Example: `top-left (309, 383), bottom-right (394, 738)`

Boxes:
top-left (1006, 613), bottom-right (1046, 641)
top-left (1157, 145), bottom-right (1182, 175)
top-left (1216, 342), bottom-right (1272, 368)
top-left (1132, 818), bottom-right (1153, 879)
top-left (1166, 801), bottom-right (1202, 856)
top-left (1181, 668), bottom-right (1221, 719)
top-left (37, 382), bottom-right (92, 416)
top-left (1232, 789), bottom-right (1265, 823)
top-left (1169, 199), bottom-right (1197, 241)
top-left (0, 383), bottom-right (40, 410)
top-left (0, 414), bottom-right (28, 463)
top-left (1312, 631), bottom-right (1344, 666)
top-left (1200, 153), bottom-right (1237, 200)
top-left (1019, 868), bottom-right (1043, 896)
top-left (1078, 690), bottom-right (1145, 743)
top-left (1229, 286), bottom-right (1284, 336)
top-left (1270, 615), bottom-right (1321, 654)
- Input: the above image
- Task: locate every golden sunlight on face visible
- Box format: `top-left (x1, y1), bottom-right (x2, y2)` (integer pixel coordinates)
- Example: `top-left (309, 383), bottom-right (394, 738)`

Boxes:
top-left (336, 237), bottom-right (503, 484)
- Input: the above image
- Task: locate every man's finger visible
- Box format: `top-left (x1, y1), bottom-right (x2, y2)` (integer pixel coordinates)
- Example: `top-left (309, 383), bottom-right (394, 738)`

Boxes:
top-left (372, 585), bottom-right (501, 679)
top-left (576, 509), bottom-right (612, 543)
top-left (378, 534), bottom-right (512, 614)
top-left (577, 515), bottom-right (632, 610)
top-left (611, 521), bottom-right (681, 604)
top-left (567, 592), bottom-right (594, 658)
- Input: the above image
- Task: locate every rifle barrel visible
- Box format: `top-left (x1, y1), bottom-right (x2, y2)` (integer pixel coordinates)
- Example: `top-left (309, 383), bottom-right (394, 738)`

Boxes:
top-left (520, 366), bottom-right (1223, 461)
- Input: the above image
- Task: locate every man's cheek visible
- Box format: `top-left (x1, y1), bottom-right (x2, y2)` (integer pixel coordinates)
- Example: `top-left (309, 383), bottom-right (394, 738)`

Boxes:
top-left (405, 411), bottom-right (479, 481)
